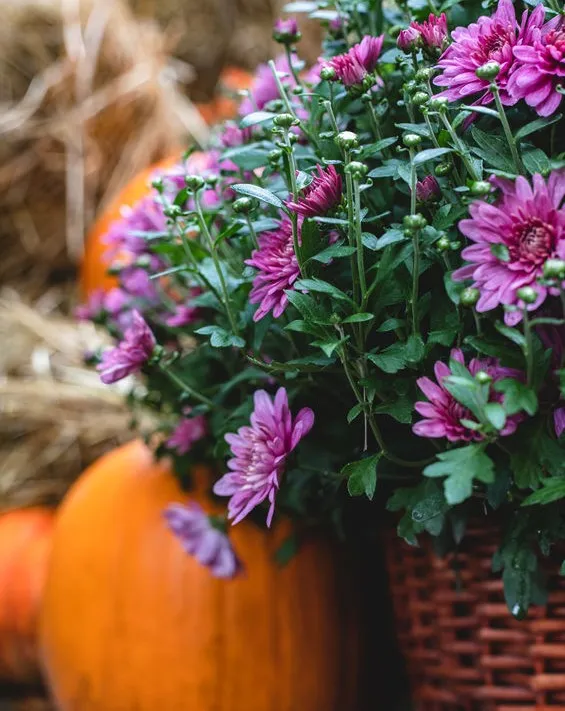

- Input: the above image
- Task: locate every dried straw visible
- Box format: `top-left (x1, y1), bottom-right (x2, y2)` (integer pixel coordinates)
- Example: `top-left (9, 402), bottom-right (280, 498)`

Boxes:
top-left (0, 0), bottom-right (209, 296)
top-left (0, 288), bottom-right (156, 511)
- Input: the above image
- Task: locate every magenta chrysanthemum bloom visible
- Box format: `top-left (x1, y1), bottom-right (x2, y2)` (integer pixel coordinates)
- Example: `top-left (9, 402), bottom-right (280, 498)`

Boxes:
top-left (164, 503), bottom-right (242, 579)
top-left (416, 175), bottom-right (441, 203)
top-left (75, 288), bottom-right (129, 322)
top-left (508, 14), bottom-right (565, 117)
top-left (273, 17), bottom-right (300, 41)
top-left (325, 35), bottom-right (384, 87)
top-left (166, 415), bottom-right (207, 455)
top-left (286, 164), bottom-right (342, 217)
top-left (245, 217), bottom-right (299, 321)
top-left (239, 54), bottom-right (297, 115)
top-left (414, 349), bottom-right (523, 441)
top-left (97, 310), bottom-right (156, 384)
top-left (453, 171), bottom-right (565, 325)
top-left (397, 26), bottom-right (421, 52)
top-left (434, 0), bottom-right (540, 107)
top-left (415, 13), bottom-right (448, 52)
top-left (165, 303), bottom-right (199, 328)
top-left (213, 388), bottom-right (315, 527)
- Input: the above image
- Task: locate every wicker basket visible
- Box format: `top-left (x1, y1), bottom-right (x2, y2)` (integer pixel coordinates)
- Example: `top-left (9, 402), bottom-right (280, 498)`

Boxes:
top-left (384, 527), bottom-right (565, 710)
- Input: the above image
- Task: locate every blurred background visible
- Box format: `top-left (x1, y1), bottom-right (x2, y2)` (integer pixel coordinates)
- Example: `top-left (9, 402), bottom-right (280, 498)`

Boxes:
top-left (0, 1), bottom-right (323, 707)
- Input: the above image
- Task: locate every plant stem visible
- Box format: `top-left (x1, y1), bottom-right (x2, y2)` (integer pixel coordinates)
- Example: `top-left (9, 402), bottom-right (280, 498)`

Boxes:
top-left (178, 227), bottom-right (223, 305)
top-left (344, 149), bottom-right (361, 306)
top-left (159, 363), bottom-right (215, 408)
top-left (194, 193), bottom-right (239, 335)
top-left (245, 215), bottom-right (259, 250)
top-left (439, 112), bottom-right (481, 182)
top-left (323, 99), bottom-right (340, 136)
top-left (353, 177), bottom-right (367, 304)
top-left (523, 309), bottom-right (534, 387)
top-left (409, 148), bottom-right (420, 337)
top-left (284, 46), bottom-right (301, 87)
top-left (284, 132), bottom-right (304, 277)
top-left (268, 60), bottom-right (318, 150)
top-left (491, 82), bottom-right (523, 175)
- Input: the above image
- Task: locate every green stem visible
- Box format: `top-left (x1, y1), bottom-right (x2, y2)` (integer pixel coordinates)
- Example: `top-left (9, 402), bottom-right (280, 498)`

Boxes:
top-left (491, 82), bottom-right (523, 175)
top-left (194, 193), bottom-right (239, 335)
top-left (353, 177), bottom-right (367, 304)
top-left (284, 133), bottom-right (304, 277)
top-left (268, 60), bottom-right (318, 150)
top-left (344, 149), bottom-right (360, 306)
top-left (284, 45), bottom-right (301, 87)
top-left (439, 112), bottom-right (481, 182)
top-left (323, 99), bottom-right (340, 136)
top-left (178, 228), bottom-right (223, 305)
top-left (159, 364), bottom-right (215, 408)
top-left (245, 215), bottom-right (259, 250)
top-left (409, 149), bottom-right (420, 337)
top-left (523, 309), bottom-right (534, 387)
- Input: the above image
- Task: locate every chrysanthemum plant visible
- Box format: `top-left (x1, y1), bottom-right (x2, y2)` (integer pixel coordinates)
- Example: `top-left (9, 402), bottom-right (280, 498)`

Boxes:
top-left (83, 0), bottom-right (565, 614)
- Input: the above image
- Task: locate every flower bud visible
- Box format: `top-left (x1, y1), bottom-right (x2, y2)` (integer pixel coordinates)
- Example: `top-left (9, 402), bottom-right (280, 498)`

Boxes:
top-left (436, 236), bottom-right (451, 251)
top-left (475, 370), bottom-right (492, 384)
top-left (434, 162), bottom-right (452, 176)
top-left (205, 174), bottom-right (220, 188)
top-left (151, 177), bottom-right (164, 193)
top-left (273, 17), bottom-right (301, 44)
top-left (428, 96), bottom-right (448, 111)
top-left (403, 133), bottom-right (422, 148)
top-left (164, 204), bottom-right (183, 218)
top-left (416, 175), bottom-right (440, 203)
top-left (233, 197), bottom-right (256, 214)
top-left (320, 66), bottom-right (336, 81)
top-left (475, 61), bottom-right (501, 81)
top-left (268, 148), bottom-right (283, 163)
top-left (415, 67), bottom-right (435, 82)
top-left (470, 180), bottom-right (492, 196)
top-left (403, 213), bottom-right (428, 230)
top-left (335, 131), bottom-right (359, 150)
top-left (516, 286), bottom-right (538, 304)
top-left (345, 161), bottom-right (369, 179)
top-left (185, 175), bottom-right (205, 191)
top-left (412, 91), bottom-right (429, 107)
top-left (273, 113), bottom-right (299, 128)
top-left (461, 287), bottom-right (480, 307)
top-left (397, 26), bottom-right (421, 52)
top-left (544, 259), bottom-right (565, 280)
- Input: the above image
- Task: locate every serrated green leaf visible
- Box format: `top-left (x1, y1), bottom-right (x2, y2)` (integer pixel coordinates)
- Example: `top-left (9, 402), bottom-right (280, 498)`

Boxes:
top-left (484, 402), bottom-right (507, 430)
top-left (522, 478), bottom-right (565, 506)
top-left (493, 378), bottom-right (538, 416)
top-left (294, 278), bottom-right (354, 304)
top-left (368, 343), bottom-right (407, 374)
top-left (310, 244), bottom-right (356, 264)
top-left (523, 148), bottom-right (551, 175)
top-left (405, 334), bottom-right (425, 363)
top-left (343, 454), bottom-right (380, 500)
top-left (424, 444), bottom-right (495, 505)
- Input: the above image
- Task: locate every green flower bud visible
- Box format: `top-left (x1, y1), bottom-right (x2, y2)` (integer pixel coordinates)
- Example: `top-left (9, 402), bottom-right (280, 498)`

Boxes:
top-left (288, 133), bottom-right (299, 145)
top-left (320, 66), bottom-right (336, 81)
top-left (151, 177), bottom-right (164, 193)
top-left (269, 148), bottom-right (283, 162)
top-left (273, 113), bottom-right (298, 128)
top-left (415, 67), bottom-right (435, 82)
top-left (292, 85), bottom-right (305, 95)
top-left (319, 131), bottom-right (335, 140)
top-left (449, 240), bottom-right (462, 251)
top-left (461, 287), bottom-right (480, 307)
top-left (345, 161), bottom-right (369, 179)
top-left (335, 131), bottom-right (359, 150)
top-left (403, 133), bottom-right (422, 147)
top-left (475, 61), bottom-right (501, 81)
top-left (163, 204), bottom-right (183, 218)
top-left (185, 175), bottom-right (205, 191)
top-left (517, 286), bottom-right (538, 304)
top-left (412, 91), bottom-right (429, 107)
top-left (135, 254), bottom-right (152, 268)
top-left (544, 259), bottom-right (565, 280)
top-left (434, 162), bottom-right (452, 176)
top-left (436, 236), bottom-right (451, 251)
top-left (205, 174), bottom-right (220, 188)
top-left (470, 180), bottom-right (492, 196)
top-left (362, 74), bottom-right (376, 91)
top-left (403, 213), bottom-right (428, 230)
top-left (428, 96), bottom-right (448, 111)
top-left (475, 370), bottom-right (492, 385)
top-left (404, 80), bottom-right (418, 94)
top-left (233, 197), bottom-right (256, 214)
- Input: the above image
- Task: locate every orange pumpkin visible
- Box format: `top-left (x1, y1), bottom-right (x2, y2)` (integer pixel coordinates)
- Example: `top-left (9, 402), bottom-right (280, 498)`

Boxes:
top-left (0, 507), bottom-right (54, 684)
top-left (79, 154), bottom-right (181, 300)
top-left (40, 440), bottom-right (360, 711)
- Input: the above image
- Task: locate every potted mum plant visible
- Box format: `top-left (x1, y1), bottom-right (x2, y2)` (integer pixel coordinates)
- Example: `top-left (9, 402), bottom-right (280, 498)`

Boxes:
top-left (77, 0), bottom-right (565, 706)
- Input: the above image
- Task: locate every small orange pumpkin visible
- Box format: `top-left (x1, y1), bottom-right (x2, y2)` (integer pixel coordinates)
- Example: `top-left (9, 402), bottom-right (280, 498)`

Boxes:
top-left (40, 440), bottom-right (360, 711)
top-left (0, 507), bottom-right (54, 684)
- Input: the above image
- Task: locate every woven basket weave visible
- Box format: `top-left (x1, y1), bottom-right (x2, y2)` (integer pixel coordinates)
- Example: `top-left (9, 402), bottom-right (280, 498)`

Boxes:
top-left (384, 527), bottom-right (565, 710)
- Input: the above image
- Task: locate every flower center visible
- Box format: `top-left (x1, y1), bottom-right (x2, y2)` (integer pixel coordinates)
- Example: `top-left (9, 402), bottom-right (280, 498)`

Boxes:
top-left (509, 217), bottom-right (556, 265)
top-left (546, 29), bottom-right (565, 55)
top-left (477, 25), bottom-right (511, 64)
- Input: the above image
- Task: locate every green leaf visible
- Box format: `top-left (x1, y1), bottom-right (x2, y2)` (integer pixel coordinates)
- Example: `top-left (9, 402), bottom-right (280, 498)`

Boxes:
top-left (341, 312), bottom-right (374, 324)
top-left (310, 244), bottom-right (356, 264)
top-left (311, 337), bottom-right (346, 358)
top-left (495, 321), bottom-right (527, 348)
top-left (368, 343), bottom-right (407, 374)
top-left (343, 454), bottom-right (381, 500)
top-left (413, 147), bottom-right (453, 165)
top-left (285, 290), bottom-right (331, 323)
top-left (377, 318), bottom-right (405, 333)
top-left (395, 122), bottom-right (431, 138)
top-left (523, 148), bottom-right (552, 175)
top-left (374, 397), bottom-right (413, 424)
top-left (471, 126), bottom-right (515, 172)
top-left (424, 445), bottom-right (495, 505)
top-left (284, 319), bottom-right (322, 335)
top-left (368, 164), bottom-right (399, 179)
top-left (374, 228), bottom-right (406, 250)
top-left (213, 221), bottom-right (242, 248)
top-left (361, 233), bottom-right (380, 250)
top-left (515, 114), bottom-right (562, 140)
top-left (405, 334), bottom-right (425, 363)
top-left (294, 278), bottom-right (354, 304)
top-left (484, 402), bottom-right (507, 431)
top-left (522, 478), bottom-right (565, 506)
top-left (490, 243), bottom-right (510, 262)
top-left (239, 111), bottom-right (276, 128)
top-left (494, 378), bottom-right (538, 416)
top-left (194, 326), bottom-right (245, 349)
top-left (347, 403), bottom-right (363, 424)
top-left (444, 271), bottom-right (465, 305)
top-left (232, 183), bottom-right (284, 210)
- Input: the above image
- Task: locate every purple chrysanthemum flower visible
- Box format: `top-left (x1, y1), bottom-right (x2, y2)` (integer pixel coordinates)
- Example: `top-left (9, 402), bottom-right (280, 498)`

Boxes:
top-left (555, 407), bottom-right (565, 437)
top-left (165, 303), bottom-right (199, 328)
top-left (273, 17), bottom-right (300, 42)
top-left (97, 310), bottom-right (156, 384)
top-left (75, 288), bottom-right (129, 322)
top-left (213, 388), bottom-right (315, 527)
top-left (166, 414), bottom-right (207, 455)
top-left (434, 0), bottom-right (542, 108)
top-left (239, 54), bottom-right (298, 115)
top-left (508, 14), bottom-right (565, 117)
top-left (286, 165), bottom-right (342, 217)
top-left (164, 503), bottom-right (242, 579)
top-left (245, 217), bottom-right (299, 321)
top-left (453, 171), bottom-right (565, 325)
top-left (397, 26), bottom-right (421, 53)
top-left (415, 13), bottom-right (449, 52)
top-left (416, 175), bottom-right (441, 203)
top-left (325, 35), bottom-right (384, 87)
top-left (413, 349), bottom-right (523, 441)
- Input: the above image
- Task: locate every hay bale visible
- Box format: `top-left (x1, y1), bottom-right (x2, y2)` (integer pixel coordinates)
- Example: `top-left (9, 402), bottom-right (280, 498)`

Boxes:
top-left (0, 0), bottom-right (208, 296)
top-left (0, 288), bottom-right (156, 510)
